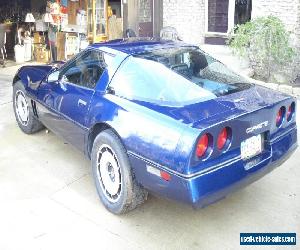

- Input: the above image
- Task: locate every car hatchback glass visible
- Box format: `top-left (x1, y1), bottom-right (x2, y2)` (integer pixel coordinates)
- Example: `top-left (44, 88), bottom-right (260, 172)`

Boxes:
top-left (135, 47), bottom-right (253, 98)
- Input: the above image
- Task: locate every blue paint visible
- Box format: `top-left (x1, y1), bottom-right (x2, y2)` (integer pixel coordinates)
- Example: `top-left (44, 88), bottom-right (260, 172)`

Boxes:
top-left (13, 39), bottom-right (298, 208)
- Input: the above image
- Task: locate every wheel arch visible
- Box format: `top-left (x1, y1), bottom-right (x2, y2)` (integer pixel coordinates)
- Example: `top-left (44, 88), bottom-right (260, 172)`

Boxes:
top-left (12, 74), bottom-right (22, 85)
top-left (87, 122), bottom-right (125, 159)
top-left (12, 67), bottom-right (28, 87)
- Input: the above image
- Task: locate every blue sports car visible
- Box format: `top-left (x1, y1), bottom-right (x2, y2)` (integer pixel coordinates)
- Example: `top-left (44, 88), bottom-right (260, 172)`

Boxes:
top-left (13, 39), bottom-right (297, 214)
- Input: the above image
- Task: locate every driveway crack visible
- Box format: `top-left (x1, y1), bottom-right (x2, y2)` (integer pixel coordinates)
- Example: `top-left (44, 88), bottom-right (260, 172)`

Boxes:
top-left (50, 173), bottom-right (89, 196)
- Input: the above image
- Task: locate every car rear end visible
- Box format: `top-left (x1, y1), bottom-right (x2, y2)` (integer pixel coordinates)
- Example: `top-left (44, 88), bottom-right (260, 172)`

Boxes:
top-left (172, 87), bottom-right (297, 208)
top-left (119, 43), bottom-right (297, 207)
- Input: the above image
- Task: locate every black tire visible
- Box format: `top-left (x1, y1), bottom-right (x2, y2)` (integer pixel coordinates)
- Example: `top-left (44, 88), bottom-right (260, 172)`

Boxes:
top-left (91, 129), bottom-right (148, 214)
top-left (13, 81), bottom-right (44, 134)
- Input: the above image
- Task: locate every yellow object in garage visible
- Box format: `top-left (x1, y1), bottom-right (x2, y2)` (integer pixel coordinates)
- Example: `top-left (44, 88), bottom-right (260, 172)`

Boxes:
top-left (87, 0), bottom-right (108, 43)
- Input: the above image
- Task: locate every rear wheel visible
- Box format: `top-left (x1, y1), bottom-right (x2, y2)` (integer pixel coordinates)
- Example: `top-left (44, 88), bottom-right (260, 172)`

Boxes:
top-left (13, 81), bottom-right (44, 134)
top-left (91, 129), bottom-right (147, 214)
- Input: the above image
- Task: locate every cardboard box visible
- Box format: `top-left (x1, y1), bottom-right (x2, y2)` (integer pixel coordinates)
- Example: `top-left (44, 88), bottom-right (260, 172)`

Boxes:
top-left (34, 46), bottom-right (50, 63)
top-left (33, 32), bottom-right (45, 44)
top-left (57, 32), bottom-right (66, 61)
top-left (36, 50), bottom-right (50, 63)
top-left (68, 1), bottom-right (80, 25)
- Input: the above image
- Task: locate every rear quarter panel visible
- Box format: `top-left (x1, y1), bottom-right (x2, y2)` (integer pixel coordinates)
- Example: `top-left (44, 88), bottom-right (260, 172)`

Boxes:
top-left (86, 93), bottom-right (191, 169)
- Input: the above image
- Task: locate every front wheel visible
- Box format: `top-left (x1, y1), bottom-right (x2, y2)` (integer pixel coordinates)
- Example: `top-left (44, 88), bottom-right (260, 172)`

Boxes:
top-left (13, 81), bottom-right (44, 134)
top-left (91, 129), bottom-right (148, 214)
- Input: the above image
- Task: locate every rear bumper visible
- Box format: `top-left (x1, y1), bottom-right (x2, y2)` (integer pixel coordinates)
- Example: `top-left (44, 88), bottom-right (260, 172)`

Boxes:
top-left (191, 141), bottom-right (297, 208)
top-left (130, 127), bottom-right (297, 208)
top-left (181, 127), bottom-right (297, 208)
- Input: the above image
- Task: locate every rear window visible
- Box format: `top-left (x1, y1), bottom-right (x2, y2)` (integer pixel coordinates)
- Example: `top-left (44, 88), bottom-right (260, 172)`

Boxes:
top-left (109, 47), bottom-right (252, 106)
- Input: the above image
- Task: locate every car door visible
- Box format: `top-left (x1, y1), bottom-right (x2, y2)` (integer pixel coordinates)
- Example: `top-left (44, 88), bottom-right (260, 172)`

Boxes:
top-left (37, 49), bottom-right (107, 152)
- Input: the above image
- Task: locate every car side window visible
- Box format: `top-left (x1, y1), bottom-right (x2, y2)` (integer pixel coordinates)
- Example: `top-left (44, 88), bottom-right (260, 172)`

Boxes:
top-left (59, 50), bottom-right (108, 89)
top-left (109, 57), bottom-right (161, 101)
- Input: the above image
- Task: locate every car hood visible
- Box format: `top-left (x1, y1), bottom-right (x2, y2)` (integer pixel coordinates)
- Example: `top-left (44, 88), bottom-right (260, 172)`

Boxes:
top-left (134, 85), bottom-right (291, 129)
top-left (17, 61), bottom-right (66, 90)
top-left (18, 65), bottom-right (53, 82)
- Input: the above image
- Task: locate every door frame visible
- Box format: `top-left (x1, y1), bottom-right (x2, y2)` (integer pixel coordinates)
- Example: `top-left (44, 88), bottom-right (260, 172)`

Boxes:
top-left (122, 0), bottom-right (162, 38)
top-left (153, 0), bottom-right (163, 37)
top-left (204, 0), bottom-right (235, 36)
top-left (138, 0), bottom-right (154, 37)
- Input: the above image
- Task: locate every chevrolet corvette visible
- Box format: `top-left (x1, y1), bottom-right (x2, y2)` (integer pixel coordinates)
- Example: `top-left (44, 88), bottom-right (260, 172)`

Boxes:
top-left (12, 39), bottom-right (297, 214)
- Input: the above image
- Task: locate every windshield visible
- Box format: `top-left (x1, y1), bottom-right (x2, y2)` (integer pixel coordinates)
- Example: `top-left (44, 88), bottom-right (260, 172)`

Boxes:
top-left (109, 47), bottom-right (252, 106)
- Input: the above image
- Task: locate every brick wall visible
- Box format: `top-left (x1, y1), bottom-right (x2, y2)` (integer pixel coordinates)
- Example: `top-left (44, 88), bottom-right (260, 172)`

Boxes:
top-left (163, 0), bottom-right (205, 44)
top-left (252, 0), bottom-right (299, 36)
top-left (294, 1), bottom-right (300, 46)
top-left (163, 0), bottom-right (300, 45)
top-left (251, 0), bottom-right (300, 82)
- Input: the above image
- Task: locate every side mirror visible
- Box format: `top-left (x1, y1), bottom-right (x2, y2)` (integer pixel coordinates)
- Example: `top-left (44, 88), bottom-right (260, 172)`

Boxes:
top-left (47, 70), bottom-right (60, 83)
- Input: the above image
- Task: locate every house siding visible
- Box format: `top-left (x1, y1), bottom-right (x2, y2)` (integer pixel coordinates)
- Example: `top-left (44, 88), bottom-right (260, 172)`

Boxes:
top-left (163, 0), bottom-right (205, 44)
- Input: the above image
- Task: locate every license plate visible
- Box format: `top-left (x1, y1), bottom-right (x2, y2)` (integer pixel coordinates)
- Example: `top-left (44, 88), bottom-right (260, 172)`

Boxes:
top-left (241, 134), bottom-right (263, 160)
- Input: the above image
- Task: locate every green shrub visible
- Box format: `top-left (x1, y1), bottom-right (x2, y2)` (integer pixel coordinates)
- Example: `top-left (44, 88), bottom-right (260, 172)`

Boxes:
top-left (229, 15), bottom-right (296, 82)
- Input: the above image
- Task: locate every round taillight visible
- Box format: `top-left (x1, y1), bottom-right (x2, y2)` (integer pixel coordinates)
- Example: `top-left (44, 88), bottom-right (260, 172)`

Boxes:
top-left (287, 102), bottom-right (295, 121)
top-left (196, 133), bottom-right (209, 158)
top-left (276, 107), bottom-right (285, 127)
top-left (217, 127), bottom-right (228, 150)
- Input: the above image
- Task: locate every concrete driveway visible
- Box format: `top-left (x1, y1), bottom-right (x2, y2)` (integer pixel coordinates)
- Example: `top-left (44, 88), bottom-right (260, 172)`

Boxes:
top-left (0, 66), bottom-right (299, 250)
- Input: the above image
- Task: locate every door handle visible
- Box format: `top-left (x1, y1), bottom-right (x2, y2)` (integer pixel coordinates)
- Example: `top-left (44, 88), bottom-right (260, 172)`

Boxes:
top-left (78, 99), bottom-right (87, 107)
